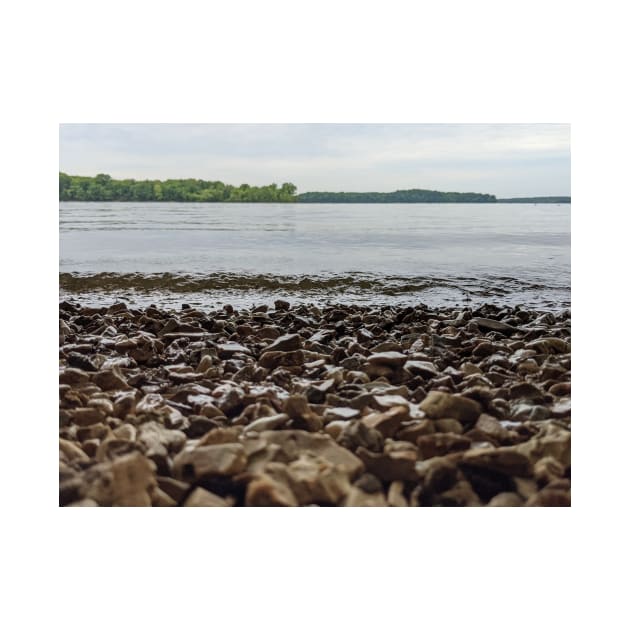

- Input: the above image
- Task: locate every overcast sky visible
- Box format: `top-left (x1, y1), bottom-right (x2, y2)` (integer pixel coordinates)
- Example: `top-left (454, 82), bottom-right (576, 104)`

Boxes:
top-left (59, 123), bottom-right (570, 197)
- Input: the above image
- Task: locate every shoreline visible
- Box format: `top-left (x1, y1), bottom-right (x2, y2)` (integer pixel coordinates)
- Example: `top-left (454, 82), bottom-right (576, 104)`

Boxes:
top-left (59, 300), bottom-right (571, 507)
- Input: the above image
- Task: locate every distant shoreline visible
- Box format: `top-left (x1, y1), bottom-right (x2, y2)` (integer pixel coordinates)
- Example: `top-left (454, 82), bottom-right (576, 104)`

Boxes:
top-left (59, 173), bottom-right (569, 204)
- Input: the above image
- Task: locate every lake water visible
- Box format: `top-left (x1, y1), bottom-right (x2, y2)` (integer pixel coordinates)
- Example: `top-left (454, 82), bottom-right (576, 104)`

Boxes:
top-left (59, 202), bottom-right (570, 309)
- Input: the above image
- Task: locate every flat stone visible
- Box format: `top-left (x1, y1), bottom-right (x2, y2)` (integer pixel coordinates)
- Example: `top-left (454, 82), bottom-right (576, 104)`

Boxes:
top-left (404, 360), bottom-right (439, 378)
top-left (471, 317), bottom-right (518, 335)
top-left (366, 351), bottom-right (408, 368)
top-left (264, 333), bottom-right (302, 353)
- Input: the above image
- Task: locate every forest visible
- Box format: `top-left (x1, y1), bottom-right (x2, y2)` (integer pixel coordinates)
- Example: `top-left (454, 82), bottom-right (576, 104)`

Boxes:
top-left (296, 189), bottom-right (496, 203)
top-left (59, 173), bottom-right (298, 202)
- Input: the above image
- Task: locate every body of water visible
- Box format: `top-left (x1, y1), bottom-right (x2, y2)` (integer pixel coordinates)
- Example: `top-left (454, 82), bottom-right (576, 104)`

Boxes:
top-left (59, 202), bottom-right (570, 309)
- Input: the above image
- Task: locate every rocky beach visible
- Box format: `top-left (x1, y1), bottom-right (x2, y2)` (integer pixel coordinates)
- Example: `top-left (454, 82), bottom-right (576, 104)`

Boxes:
top-left (59, 299), bottom-right (571, 507)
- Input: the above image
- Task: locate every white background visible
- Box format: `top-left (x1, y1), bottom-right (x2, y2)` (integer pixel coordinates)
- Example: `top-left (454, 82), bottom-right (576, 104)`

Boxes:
top-left (1, 1), bottom-right (628, 629)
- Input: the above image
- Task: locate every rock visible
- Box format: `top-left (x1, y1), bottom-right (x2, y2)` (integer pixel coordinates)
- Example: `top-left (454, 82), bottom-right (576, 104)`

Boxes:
top-left (264, 333), bottom-right (302, 353)
top-left (434, 418), bottom-right (464, 434)
top-left (361, 405), bottom-right (409, 438)
top-left (59, 438), bottom-right (89, 463)
top-left (387, 480), bottom-right (408, 507)
top-left (525, 337), bottom-right (569, 354)
top-left (92, 369), bottom-right (130, 391)
top-left (274, 299), bottom-right (291, 311)
top-left (356, 443), bottom-right (417, 481)
top-left (472, 414), bottom-right (511, 443)
top-left (184, 487), bottom-right (230, 507)
top-left (419, 391), bottom-right (481, 425)
top-left (343, 487), bottom-right (388, 506)
top-left (245, 473), bottom-right (298, 507)
top-left (323, 407), bottom-right (360, 421)
top-left (404, 360), bottom-right (439, 378)
top-left (259, 350), bottom-right (305, 370)
top-left (525, 488), bottom-right (571, 507)
top-left (487, 492), bottom-right (524, 507)
top-left (84, 452), bottom-right (157, 506)
top-left (471, 317), bottom-right (518, 335)
top-left (65, 407), bottom-right (106, 427)
top-left (416, 433), bottom-right (471, 459)
top-left (217, 342), bottom-right (251, 358)
top-left (258, 430), bottom-right (364, 478)
top-left (366, 351), bottom-right (408, 368)
top-left (461, 446), bottom-right (533, 477)
top-left (245, 413), bottom-right (289, 433)
top-left (173, 443), bottom-right (247, 481)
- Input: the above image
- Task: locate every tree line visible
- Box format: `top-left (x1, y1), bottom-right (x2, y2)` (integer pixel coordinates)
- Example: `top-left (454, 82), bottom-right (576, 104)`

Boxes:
top-left (59, 173), bottom-right (298, 202)
top-left (59, 173), bottom-right (569, 204)
top-left (296, 189), bottom-right (497, 203)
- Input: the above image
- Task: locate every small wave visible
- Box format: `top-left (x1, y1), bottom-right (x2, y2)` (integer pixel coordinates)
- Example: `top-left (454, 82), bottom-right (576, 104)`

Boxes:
top-left (59, 271), bottom-right (566, 296)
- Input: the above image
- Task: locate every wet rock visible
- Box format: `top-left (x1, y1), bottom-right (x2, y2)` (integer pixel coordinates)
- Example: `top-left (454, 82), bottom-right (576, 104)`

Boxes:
top-left (274, 299), bottom-right (291, 311)
top-left (471, 317), bottom-right (518, 335)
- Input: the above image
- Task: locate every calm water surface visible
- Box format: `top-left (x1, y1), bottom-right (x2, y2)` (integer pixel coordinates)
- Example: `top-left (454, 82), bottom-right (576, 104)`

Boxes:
top-left (59, 202), bottom-right (570, 309)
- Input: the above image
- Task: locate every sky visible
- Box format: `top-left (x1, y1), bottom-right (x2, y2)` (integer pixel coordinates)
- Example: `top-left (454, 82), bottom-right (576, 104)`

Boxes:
top-left (59, 123), bottom-right (570, 197)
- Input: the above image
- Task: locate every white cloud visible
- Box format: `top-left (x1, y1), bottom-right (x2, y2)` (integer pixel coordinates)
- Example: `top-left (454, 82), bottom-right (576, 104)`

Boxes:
top-left (59, 123), bottom-right (570, 196)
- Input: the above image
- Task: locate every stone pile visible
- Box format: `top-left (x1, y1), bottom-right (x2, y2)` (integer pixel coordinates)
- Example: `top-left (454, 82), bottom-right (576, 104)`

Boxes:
top-left (59, 299), bottom-right (571, 507)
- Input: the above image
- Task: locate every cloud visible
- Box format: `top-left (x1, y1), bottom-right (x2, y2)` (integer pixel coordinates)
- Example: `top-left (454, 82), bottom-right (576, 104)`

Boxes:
top-left (59, 123), bottom-right (570, 196)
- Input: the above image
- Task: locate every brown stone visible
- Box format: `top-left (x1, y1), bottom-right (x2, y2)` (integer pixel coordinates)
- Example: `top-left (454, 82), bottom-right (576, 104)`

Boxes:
top-left (84, 451), bottom-right (157, 506)
top-left (461, 446), bottom-right (533, 477)
top-left (361, 405), bottom-right (409, 438)
top-left (245, 474), bottom-right (298, 507)
top-left (184, 487), bottom-right (230, 507)
top-left (419, 391), bottom-right (481, 425)
top-left (173, 443), bottom-right (248, 481)
top-left (416, 433), bottom-right (471, 459)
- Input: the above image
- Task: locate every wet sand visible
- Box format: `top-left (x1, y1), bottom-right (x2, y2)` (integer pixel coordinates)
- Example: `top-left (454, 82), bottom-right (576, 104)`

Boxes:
top-left (59, 300), bottom-right (570, 507)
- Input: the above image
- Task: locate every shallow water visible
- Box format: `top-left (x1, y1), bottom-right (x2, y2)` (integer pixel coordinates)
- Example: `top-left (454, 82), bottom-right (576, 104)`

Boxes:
top-left (59, 202), bottom-right (570, 309)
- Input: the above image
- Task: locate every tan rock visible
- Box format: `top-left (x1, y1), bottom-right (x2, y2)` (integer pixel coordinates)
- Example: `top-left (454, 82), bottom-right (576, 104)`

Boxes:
top-left (361, 405), bottom-right (409, 438)
top-left (343, 487), bottom-right (388, 506)
top-left (387, 480), bottom-right (408, 507)
top-left (416, 433), bottom-right (471, 459)
top-left (92, 368), bottom-right (130, 391)
top-left (59, 438), bottom-right (89, 463)
top-left (461, 446), bottom-right (533, 477)
top-left (184, 487), bottom-right (231, 507)
top-left (84, 451), bottom-right (157, 506)
top-left (419, 391), bottom-right (481, 425)
top-left (173, 443), bottom-right (248, 481)
top-left (245, 473), bottom-right (298, 507)
top-left (487, 492), bottom-right (524, 507)
top-left (258, 430), bottom-right (364, 478)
